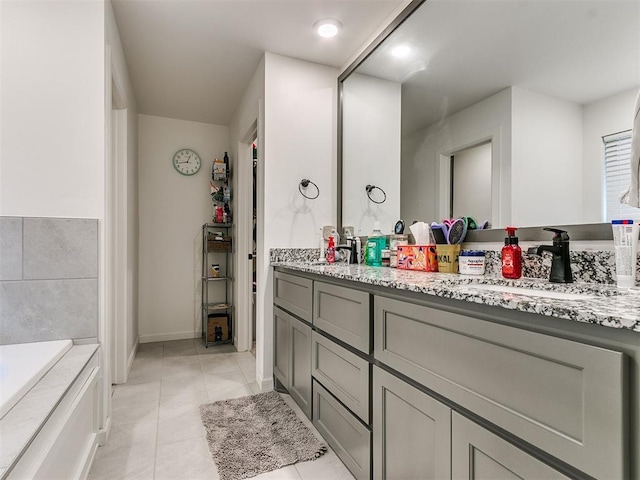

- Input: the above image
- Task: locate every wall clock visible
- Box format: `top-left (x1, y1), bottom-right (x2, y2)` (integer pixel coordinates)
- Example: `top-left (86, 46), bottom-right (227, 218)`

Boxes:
top-left (173, 148), bottom-right (202, 176)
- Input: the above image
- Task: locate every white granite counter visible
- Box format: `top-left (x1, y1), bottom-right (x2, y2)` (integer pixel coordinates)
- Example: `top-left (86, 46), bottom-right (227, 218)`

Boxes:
top-left (0, 343), bottom-right (99, 478)
top-left (272, 262), bottom-right (640, 333)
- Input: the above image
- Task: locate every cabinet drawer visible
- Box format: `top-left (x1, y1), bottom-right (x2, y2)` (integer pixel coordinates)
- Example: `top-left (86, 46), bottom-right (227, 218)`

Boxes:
top-left (312, 331), bottom-right (370, 423)
top-left (373, 366), bottom-right (451, 480)
top-left (452, 413), bottom-right (570, 479)
top-left (313, 281), bottom-right (370, 354)
top-left (274, 271), bottom-right (313, 322)
top-left (313, 380), bottom-right (371, 480)
top-left (375, 295), bottom-right (627, 480)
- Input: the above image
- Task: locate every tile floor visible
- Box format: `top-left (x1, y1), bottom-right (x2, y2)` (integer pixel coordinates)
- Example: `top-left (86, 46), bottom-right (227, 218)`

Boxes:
top-left (88, 339), bottom-right (354, 480)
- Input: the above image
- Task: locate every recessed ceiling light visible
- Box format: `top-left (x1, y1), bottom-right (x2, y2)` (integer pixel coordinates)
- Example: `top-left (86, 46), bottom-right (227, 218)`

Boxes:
top-left (391, 45), bottom-right (411, 58)
top-left (313, 19), bottom-right (342, 38)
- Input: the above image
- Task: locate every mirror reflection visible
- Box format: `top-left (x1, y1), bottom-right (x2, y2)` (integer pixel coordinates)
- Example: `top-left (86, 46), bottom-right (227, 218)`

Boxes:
top-left (341, 0), bottom-right (640, 235)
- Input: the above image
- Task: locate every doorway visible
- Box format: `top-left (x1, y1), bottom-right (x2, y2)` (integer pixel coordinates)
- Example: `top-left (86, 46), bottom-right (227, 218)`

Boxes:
top-left (450, 141), bottom-right (492, 224)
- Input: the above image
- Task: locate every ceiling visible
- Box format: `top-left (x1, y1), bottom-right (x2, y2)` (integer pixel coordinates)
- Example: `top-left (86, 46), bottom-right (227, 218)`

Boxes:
top-left (111, 0), bottom-right (405, 126)
top-left (355, 0), bottom-right (640, 134)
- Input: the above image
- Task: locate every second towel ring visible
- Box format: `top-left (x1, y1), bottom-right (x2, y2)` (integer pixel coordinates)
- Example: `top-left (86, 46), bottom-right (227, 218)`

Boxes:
top-left (365, 184), bottom-right (387, 204)
top-left (299, 179), bottom-right (320, 200)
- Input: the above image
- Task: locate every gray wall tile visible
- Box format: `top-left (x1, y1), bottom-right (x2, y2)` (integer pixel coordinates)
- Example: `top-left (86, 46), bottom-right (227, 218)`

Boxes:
top-left (23, 218), bottom-right (98, 280)
top-left (0, 279), bottom-right (98, 344)
top-left (0, 217), bottom-right (23, 280)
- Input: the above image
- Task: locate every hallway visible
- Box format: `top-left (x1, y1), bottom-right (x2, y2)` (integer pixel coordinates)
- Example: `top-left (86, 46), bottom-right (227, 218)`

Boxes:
top-left (88, 339), bottom-right (354, 480)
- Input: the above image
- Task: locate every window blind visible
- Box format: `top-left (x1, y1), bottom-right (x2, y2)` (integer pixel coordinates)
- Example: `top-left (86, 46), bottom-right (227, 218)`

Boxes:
top-left (604, 131), bottom-right (639, 222)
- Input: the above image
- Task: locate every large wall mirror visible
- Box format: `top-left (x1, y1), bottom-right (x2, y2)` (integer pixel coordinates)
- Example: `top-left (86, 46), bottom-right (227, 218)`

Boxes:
top-left (339, 0), bottom-right (640, 237)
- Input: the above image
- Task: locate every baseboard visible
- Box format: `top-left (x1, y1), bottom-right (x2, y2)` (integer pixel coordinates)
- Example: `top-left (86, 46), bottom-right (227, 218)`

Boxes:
top-left (138, 331), bottom-right (199, 343)
top-left (257, 371), bottom-right (274, 392)
top-left (126, 339), bottom-right (138, 376)
top-left (97, 415), bottom-right (111, 446)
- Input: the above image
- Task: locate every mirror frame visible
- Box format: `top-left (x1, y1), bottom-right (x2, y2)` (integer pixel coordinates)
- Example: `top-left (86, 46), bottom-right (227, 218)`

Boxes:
top-left (337, 0), bottom-right (618, 241)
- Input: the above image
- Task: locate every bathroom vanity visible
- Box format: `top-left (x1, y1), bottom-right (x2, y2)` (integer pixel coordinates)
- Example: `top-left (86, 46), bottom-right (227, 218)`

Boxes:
top-left (272, 264), bottom-right (640, 479)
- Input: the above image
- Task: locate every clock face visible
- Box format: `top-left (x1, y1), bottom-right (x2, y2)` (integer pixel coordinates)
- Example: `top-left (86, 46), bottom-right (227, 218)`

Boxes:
top-left (173, 148), bottom-right (202, 176)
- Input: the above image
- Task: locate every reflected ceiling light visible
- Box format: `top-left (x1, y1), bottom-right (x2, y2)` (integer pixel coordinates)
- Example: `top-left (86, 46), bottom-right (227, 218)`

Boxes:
top-left (391, 45), bottom-right (411, 58)
top-left (314, 18), bottom-right (342, 38)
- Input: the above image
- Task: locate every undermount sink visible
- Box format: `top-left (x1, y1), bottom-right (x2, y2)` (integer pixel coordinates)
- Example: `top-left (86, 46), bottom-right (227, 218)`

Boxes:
top-left (460, 284), bottom-right (595, 301)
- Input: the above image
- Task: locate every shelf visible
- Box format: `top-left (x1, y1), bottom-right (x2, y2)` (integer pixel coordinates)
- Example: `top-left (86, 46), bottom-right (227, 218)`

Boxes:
top-left (203, 276), bottom-right (233, 282)
top-left (205, 223), bottom-right (233, 228)
top-left (203, 303), bottom-right (233, 312)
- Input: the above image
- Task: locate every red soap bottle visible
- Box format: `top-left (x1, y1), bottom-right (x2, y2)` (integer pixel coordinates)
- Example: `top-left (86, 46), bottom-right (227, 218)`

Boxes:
top-left (326, 236), bottom-right (336, 263)
top-left (501, 227), bottom-right (522, 279)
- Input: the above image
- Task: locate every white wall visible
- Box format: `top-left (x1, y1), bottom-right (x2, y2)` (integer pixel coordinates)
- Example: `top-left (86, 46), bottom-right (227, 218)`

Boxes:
top-left (138, 114), bottom-right (229, 343)
top-left (1, 0), bottom-right (105, 218)
top-left (250, 53), bottom-right (337, 388)
top-left (342, 73), bottom-right (401, 235)
top-left (401, 88), bottom-right (511, 227)
top-left (106, 0), bottom-right (139, 374)
top-left (582, 87), bottom-right (639, 223)
top-left (511, 87), bottom-right (583, 227)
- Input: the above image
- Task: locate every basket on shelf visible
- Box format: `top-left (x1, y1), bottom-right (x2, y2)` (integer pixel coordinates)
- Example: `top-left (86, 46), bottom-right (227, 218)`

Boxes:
top-left (207, 235), bottom-right (232, 252)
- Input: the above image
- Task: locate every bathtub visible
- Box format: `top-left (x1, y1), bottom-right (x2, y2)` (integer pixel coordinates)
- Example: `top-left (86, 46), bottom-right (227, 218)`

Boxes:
top-left (0, 340), bottom-right (73, 419)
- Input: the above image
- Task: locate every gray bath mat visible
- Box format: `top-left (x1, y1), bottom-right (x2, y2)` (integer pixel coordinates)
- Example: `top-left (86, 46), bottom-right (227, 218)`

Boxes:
top-left (200, 391), bottom-right (327, 480)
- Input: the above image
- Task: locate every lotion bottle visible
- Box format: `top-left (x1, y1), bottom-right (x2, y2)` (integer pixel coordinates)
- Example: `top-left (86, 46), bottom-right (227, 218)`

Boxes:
top-left (501, 227), bottom-right (522, 279)
top-left (326, 235), bottom-right (336, 263)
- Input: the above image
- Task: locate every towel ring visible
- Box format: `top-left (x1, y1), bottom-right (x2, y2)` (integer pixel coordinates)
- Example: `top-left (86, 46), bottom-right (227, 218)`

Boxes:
top-left (299, 179), bottom-right (320, 200)
top-left (365, 184), bottom-right (386, 204)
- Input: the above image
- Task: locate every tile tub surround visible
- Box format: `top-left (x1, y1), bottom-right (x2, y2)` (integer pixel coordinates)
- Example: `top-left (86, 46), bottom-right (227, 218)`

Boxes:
top-left (0, 344), bottom-right (99, 478)
top-left (0, 216), bottom-right (98, 345)
top-left (271, 262), bottom-right (640, 333)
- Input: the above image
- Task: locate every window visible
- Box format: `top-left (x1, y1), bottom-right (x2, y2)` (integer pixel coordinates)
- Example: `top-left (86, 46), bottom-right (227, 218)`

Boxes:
top-left (604, 130), bottom-right (640, 221)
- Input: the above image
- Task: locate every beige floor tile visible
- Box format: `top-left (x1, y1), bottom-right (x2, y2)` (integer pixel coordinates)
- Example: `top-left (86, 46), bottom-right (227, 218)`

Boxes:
top-left (112, 381), bottom-right (161, 405)
top-left (196, 342), bottom-right (237, 355)
top-left (89, 421), bottom-right (156, 479)
top-left (207, 383), bottom-right (254, 403)
top-left (252, 464), bottom-right (302, 479)
top-left (163, 339), bottom-right (197, 356)
top-left (157, 406), bottom-right (207, 445)
top-left (203, 370), bottom-right (251, 402)
top-left (161, 359), bottom-right (202, 380)
top-left (159, 389), bottom-right (209, 418)
top-left (111, 399), bottom-right (159, 426)
top-left (160, 372), bottom-right (206, 397)
top-left (199, 353), bottom-right (241, 375)
top-left (155, 436), bottom-right (219, 480)
top-left (294, 451), bottom-right (355, 480)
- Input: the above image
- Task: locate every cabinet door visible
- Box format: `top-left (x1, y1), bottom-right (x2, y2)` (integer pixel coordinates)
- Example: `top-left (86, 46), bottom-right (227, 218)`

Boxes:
top-left (289, 316), bottom-right (312, 419)
top-left (452, 413), bottom-right (570, 480)
top-left (373, 366), bottom-right (451, 480)
top-left (273, 306), bottom-right (291, 387)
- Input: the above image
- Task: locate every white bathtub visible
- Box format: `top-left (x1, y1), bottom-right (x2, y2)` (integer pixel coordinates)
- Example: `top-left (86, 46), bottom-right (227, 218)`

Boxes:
top-left (0, 340), bottom-right (73, 419)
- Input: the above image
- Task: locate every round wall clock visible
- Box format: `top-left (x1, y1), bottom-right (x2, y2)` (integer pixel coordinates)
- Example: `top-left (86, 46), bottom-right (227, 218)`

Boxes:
top-left (173, 148), bottom-right (202, 176)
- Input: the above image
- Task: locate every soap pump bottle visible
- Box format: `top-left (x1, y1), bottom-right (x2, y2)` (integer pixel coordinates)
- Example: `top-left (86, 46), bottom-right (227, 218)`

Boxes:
top-left (501, 227), bottom-right (522, 279)
top-left (366, 221), bottom-right (385, 267)
top-left (326, 235), bottom-right (336, 263)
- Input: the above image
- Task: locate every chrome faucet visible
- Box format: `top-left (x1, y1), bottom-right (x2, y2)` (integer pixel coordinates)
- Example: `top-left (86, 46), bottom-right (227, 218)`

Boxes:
top-left (530, 228), bottom-right (573, 283)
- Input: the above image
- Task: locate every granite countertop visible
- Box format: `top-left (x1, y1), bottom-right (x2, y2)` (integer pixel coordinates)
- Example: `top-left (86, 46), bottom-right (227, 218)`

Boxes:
top-left (0, 344), bottom-right (99, 479)
top-left (272, 262), bottom-right (640, 333)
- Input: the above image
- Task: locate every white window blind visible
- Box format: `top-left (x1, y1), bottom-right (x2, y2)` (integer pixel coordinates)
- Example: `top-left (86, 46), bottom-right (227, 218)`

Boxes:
top-left (604, 131), bottom-right (640, 222)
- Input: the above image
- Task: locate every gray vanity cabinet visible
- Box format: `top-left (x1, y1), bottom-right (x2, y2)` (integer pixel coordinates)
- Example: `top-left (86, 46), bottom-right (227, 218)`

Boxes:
top-left (313, 281), bottom-right (370, 354)
top-left (451, 413), bottom-right (569, 479)
top-left (313, 380), bottom-right (371, 480)
top-left (274, 271), bottom-right (313, 322)
top-left (374, 295), bottom-right (627, 479)
top-left (273, 305), bottom-right (312, 418)
top-left (373, 366), bottom-right (451, 480)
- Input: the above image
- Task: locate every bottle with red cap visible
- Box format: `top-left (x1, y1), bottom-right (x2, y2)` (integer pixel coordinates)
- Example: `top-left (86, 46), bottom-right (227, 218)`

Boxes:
top-left (501, 226), bottom-right (522, 279)
top-left (326, 235), bottom-right (336, 263)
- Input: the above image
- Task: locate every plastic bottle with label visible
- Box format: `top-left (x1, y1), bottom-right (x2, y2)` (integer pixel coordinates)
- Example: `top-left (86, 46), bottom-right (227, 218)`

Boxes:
top-left (366, 221), bottom-right (386, 267)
